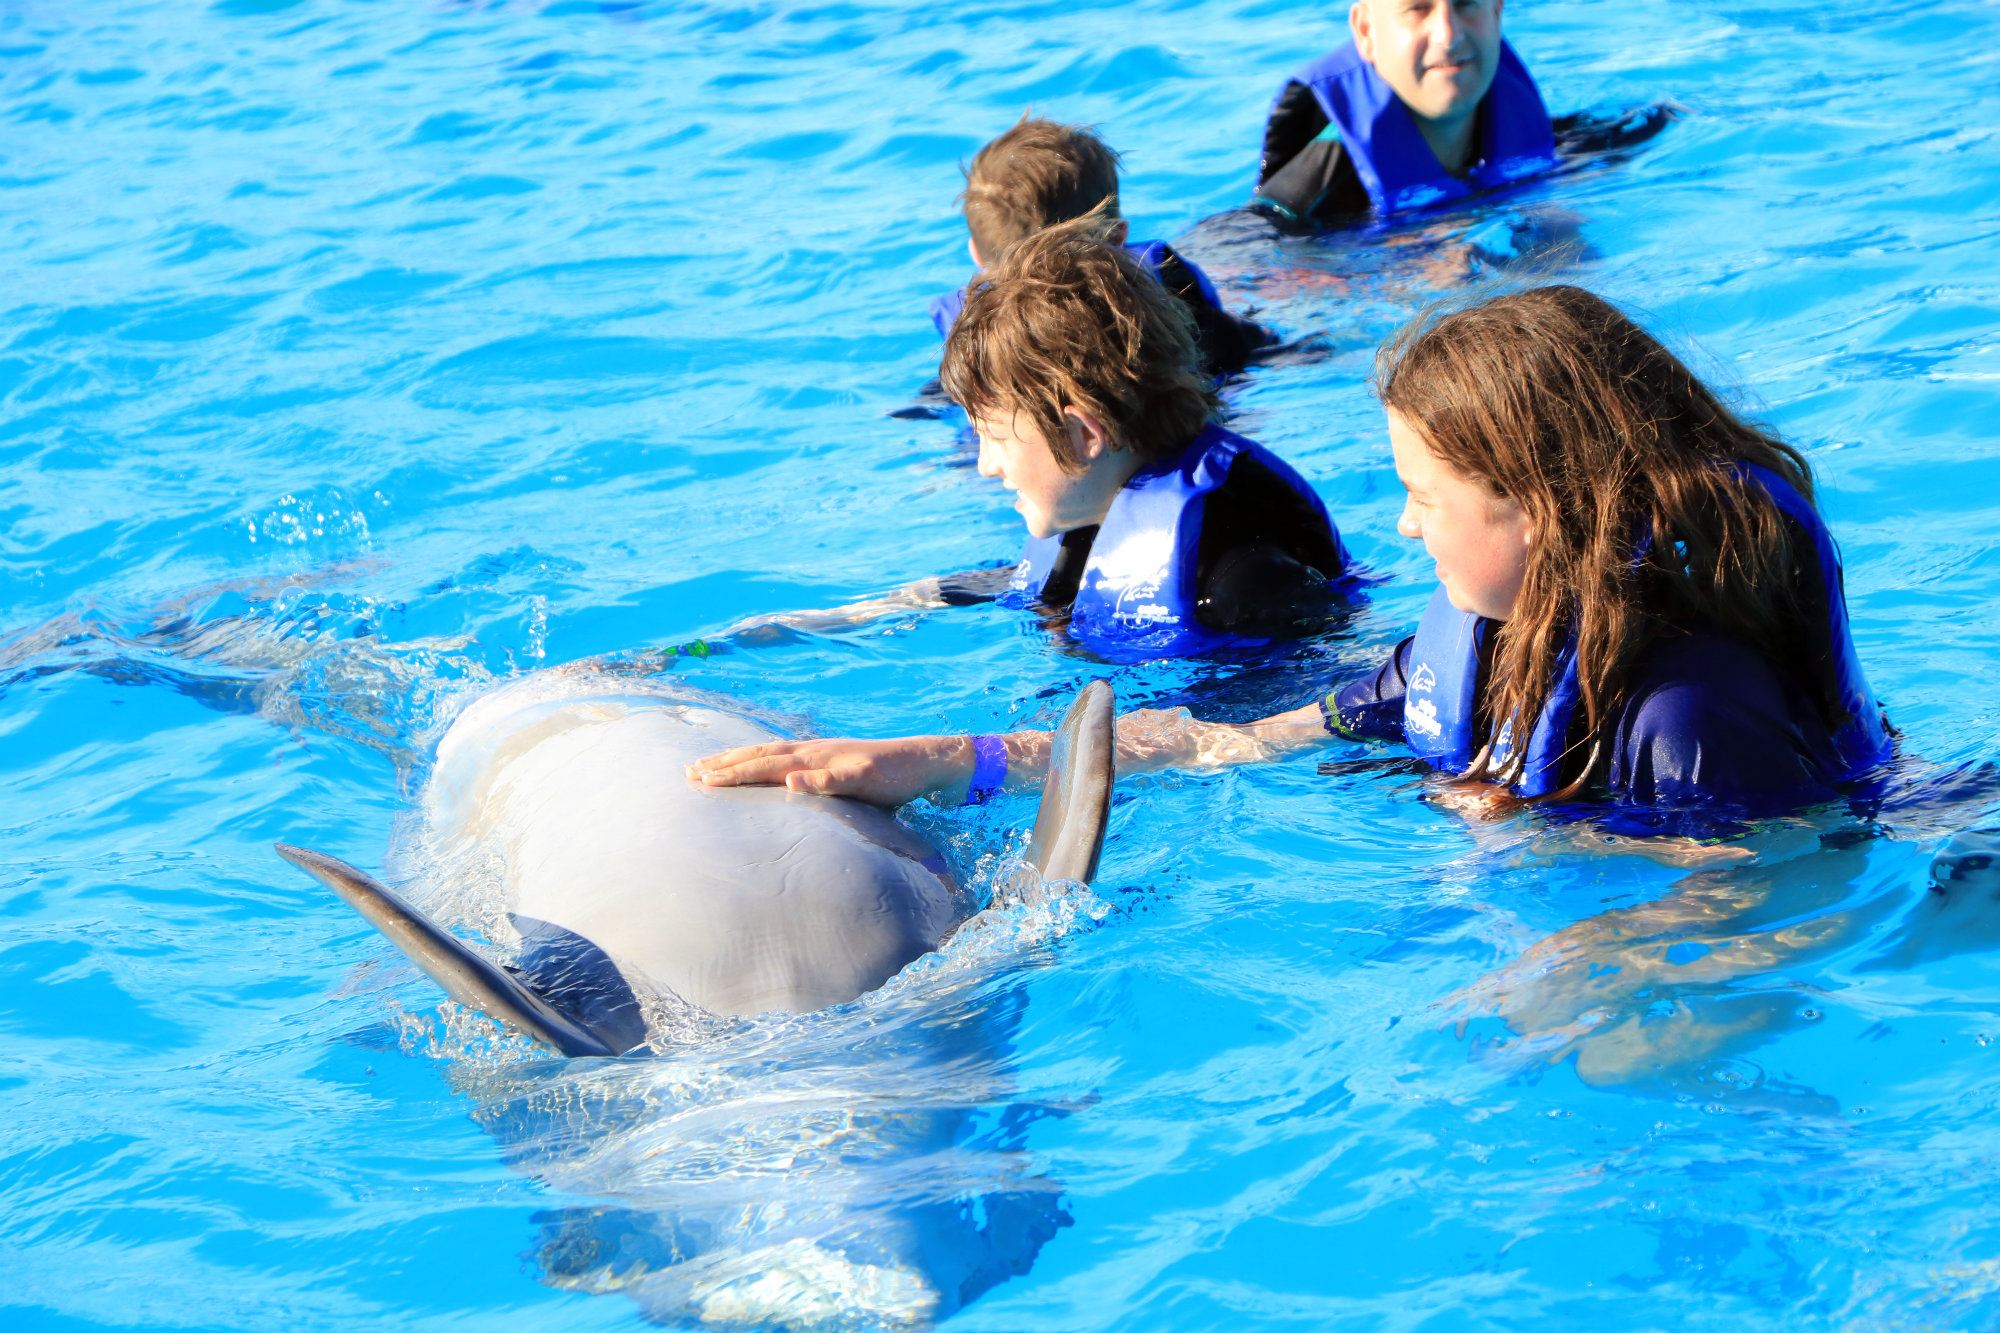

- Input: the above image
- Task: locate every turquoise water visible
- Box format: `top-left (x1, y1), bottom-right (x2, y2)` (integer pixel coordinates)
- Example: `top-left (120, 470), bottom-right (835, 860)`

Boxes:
top-left (6, 0), bottom-right (2000, 1326)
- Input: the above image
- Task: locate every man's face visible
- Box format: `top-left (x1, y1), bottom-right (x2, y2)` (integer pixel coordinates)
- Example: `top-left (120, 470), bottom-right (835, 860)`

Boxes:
top-left (1351, 0), bottom-right (1504, 127)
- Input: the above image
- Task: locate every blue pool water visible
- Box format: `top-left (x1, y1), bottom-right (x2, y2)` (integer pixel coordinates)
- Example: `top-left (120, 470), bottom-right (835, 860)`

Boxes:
top-left (6, 0), bottom-right (2000, 1326)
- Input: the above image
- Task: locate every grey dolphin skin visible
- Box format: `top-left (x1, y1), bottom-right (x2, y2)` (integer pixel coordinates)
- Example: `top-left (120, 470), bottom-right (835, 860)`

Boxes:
top-left (1931, 827), bottom-right (2000, 894)
top-left (279, 679), bottom-right (1115, 1056)
top-left (1028, 677), bottom-right (1114, 884)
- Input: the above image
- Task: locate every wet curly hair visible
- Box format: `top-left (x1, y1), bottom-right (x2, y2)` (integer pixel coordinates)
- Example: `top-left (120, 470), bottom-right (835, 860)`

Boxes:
top-left (939, 212), bottom-right (1215, 470)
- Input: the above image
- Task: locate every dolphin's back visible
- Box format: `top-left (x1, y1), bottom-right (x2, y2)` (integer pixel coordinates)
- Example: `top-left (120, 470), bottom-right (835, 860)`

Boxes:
top-left (428, 686), bottom-right (961, 1018)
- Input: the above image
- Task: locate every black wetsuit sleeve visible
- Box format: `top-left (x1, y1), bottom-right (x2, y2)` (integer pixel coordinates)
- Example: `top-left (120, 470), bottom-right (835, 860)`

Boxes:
top-left (1196, 544), bottom-right (1343, 637)
top-left (1321, 637), bottom-right (1415, 741)
top-left (1254, 80), bottom-right (1372, 227)
top-left (1150, 244), bottom-right (1272, 376)
top-left (1550, 103), bottom-right (1678, 158)
top-left (933, 564), bottom-right (1017, 606)
top-left (1190, 450), bottom-right (1347, 638)
top-left (1258, 80), bottom-right (1330, 190)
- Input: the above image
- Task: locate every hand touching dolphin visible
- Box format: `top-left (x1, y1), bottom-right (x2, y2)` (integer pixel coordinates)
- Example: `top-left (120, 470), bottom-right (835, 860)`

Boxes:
top-left (278, 677), bottom-right (1115, 1056)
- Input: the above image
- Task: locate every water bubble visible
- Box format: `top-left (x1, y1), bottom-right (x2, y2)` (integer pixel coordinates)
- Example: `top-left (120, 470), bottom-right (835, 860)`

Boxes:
top-left (241, 485), bottom-right (374, 550)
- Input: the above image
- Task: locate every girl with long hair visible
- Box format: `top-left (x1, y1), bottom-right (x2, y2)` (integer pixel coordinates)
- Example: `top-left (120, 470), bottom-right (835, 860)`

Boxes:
top-left (691, 286), bottom-right (1892, 829)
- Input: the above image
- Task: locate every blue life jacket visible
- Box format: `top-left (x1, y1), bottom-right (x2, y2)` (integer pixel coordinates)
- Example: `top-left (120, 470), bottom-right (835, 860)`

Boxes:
top-left (927, 239), bottom-right (1221, 340)
top-left (1282, 39), bottom-right (1557, 216)
top-left (1400, 463), bottom-right (1891, 797)
top-left (998, 423), bottom-right (1344, 660)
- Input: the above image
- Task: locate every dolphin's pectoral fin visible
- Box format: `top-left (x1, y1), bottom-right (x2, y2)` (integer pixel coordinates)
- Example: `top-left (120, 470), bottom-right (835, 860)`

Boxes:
top-left (508, 915), bottom-right (652, 1056)
top-left (1027, 680), bottom-right (1115, 884)
top-left (275, 843), bottom-right (629, 1058)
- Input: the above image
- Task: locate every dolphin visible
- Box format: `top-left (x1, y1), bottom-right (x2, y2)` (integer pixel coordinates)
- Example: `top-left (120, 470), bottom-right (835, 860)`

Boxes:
top-left (1929, 826), bottom-right (2000, 894)
top-left (276, 674), bottom-right (1114, 1055)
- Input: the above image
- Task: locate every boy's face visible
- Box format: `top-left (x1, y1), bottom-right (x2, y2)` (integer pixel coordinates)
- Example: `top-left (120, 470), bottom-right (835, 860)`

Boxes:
top-left (971, 408), bottom-right (1132, 539)
top-left (1350, 0), bottom-right (1503, 128)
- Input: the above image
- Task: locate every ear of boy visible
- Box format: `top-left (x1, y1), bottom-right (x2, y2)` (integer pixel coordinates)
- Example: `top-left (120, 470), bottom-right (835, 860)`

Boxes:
top-left (1063, 407), bottom-right (1112, 466)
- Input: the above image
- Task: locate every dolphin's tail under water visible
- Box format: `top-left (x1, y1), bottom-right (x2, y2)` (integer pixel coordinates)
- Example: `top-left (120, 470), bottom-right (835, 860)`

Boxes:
top-left (276, 678), bottom-right (1116, 1058)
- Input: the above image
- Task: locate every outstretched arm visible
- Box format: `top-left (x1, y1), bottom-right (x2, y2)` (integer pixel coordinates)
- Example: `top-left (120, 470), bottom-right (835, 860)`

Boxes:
top-left (713, 565), bottom-right (1016, 644)
top-left (584, 566), bottom-right (1018, 676)
top-left (688, 701), bottom-right (1330, 807)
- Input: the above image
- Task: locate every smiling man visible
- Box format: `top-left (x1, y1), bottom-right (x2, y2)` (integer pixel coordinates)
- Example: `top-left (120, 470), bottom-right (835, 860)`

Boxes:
top-left (1253, 0), bottom-right (1560, 224)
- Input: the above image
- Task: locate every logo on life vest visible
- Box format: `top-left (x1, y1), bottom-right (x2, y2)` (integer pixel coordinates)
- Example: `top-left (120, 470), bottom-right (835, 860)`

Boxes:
top-left (1113, 578), bottom-right (1177, 629)
top-left (1405, 661), bottom-right (1442, 740)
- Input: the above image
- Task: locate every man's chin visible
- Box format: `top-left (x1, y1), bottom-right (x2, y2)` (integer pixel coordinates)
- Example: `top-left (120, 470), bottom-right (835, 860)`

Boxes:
top-left (1415, 74), bottom-right (1493, 119)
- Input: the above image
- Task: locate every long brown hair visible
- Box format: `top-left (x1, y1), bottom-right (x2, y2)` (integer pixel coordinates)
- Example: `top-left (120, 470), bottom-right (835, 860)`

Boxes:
top-left (1376, 284), bottom-right (1830, 796)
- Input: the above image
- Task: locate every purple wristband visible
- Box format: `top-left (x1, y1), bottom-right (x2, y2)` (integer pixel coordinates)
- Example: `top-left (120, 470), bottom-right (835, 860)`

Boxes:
top-left (965, 734), bottom-right (1007, 806)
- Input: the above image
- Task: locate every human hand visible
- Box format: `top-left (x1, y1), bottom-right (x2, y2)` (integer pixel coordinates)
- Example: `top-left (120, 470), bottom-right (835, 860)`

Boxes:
top-left (687, 733), bottom-right (973, 807)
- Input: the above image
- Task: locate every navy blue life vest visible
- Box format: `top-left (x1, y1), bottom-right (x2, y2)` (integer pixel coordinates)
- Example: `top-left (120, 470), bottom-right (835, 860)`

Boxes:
top-left (1400, 463), bottom-right (1891, 797)
top-left (1282, 39), bottom-right (1557, 216)
top-left (927, 239), bottom-right (1221, 340)
top-left (997, 423), bottom-right (1343, 660)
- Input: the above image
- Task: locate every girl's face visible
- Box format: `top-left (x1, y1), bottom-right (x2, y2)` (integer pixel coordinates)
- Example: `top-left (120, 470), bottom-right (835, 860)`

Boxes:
top-left (1388, 407), bottom-right (1533, 621)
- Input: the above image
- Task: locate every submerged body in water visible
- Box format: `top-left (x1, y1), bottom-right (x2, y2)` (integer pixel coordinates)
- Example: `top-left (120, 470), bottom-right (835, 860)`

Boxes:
top-left (281, 668), bottom-right (1115, 1327)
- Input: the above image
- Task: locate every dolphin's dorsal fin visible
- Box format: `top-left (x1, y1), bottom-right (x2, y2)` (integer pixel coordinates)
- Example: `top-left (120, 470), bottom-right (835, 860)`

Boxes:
top-left (1027, 680), bottom-right (1115, 883)
top-left (275, 843), bottom-right (626, 1058)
